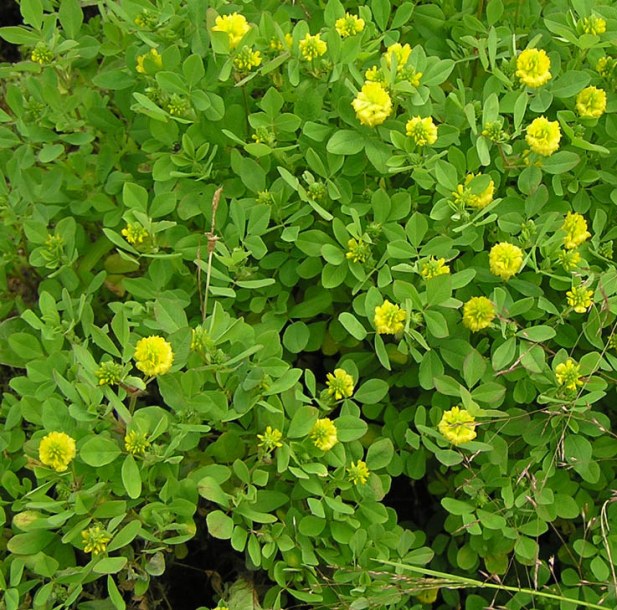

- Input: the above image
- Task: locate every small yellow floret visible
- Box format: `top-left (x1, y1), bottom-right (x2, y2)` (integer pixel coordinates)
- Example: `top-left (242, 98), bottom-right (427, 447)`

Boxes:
top-left (562, 212), bottom-right (591, 250)
top-left (516, 48), bottom-right (552, 88)
top-left (384, 43), bottom-right (412, 72)
top-left (299, 33), bottom-right (327, 61)
top-left (257, 426), bottom-right (283, 452)
top-left (420, 257), bottom-right (450, 280)
top-left (335, 13), bottom-right (365, 37)
top-left (576, 86), bottom-right (607, 119)
top-left (310, 418), bottom-right (338, 451)
top-left (526, 117), bottom-right (561, 156)
top-left (462, 297), bottom-right (496, 332)
top-left (38, 432), bottom-right (77, 472)
top-left (347, 460), bottom-right (370, 485)
top-left (211, 13), bottom-right (250, 49)
top-left (406, 116), bottom-right (438, 146)
top-left (438, 406), bottom-right (477, 446)
top-left (489, 243), bottom-right (524, 280)
top-left (326, 369), bottom-right (355, 400)
top-left (136, 48), bottom-right (162, 74)
top-left (134, 336), bottom-right (174, 377)
top-left (81, 524), bottom-right (112, 555)
top-left (555, 358), bottom-right (583, 392)
top-left (453, 174), bottom-right (495, 209)
top-left (352, 81), bottom-right (393, 127)
top-left (122, 223), bottom-right (149, 246)
top-left (124, 431), bottom-right (150, 455)
top-left (579, 15), bottom-right (606, 36)
top-left (233, 46), bottom-right (262, 71)
top-left (566, 286), bottom-right (593, 313)
top-left (558, 249), bottom-right (581, 272)
top-left (346, 238), bottom-right (371, 263)
top-left (374, 300), bottom-right (407, 335)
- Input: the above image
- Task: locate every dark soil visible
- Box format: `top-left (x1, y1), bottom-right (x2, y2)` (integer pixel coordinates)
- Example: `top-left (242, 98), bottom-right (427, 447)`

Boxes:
top-left (0, 0), bottom-right (21, 62)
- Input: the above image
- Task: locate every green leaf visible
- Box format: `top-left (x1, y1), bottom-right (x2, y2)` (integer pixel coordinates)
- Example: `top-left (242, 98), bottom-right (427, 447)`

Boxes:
top-left (287, 406), bottom-right (319, 438)
top-left (93, 557), bottom-right (127, 574)
top-left (366, 438), bottom-right (394, 470)
top-left (326, 130), bottom-right (364, 155)
top-left (354, 379), bottom-right (389, 404)
top-left (206, 510), bottom-right (234, 540)
top-left (107, 575), bottom-right (126, 610)
top-left (550, 70), bottom-right (590, 98)
top-left (282, 322), bottom-right (310, 353)
top-left (541, 151), bottom-right (580, 175)
top-left (59, 0), bottom-right (84, 39)
top-left (198, 476), bottom-right (231, 507)
top-left (441, 498), bottom-right (474, 515)
top-left (338, 312), bottom-right (367, 341)
top-left (20, 0), bottom-right (44, 29)
top-left (335, 415), bottom-right (368, 442)
top-left (80, 436), bottom-right (122, 467)
top-left (107, 521), bottom-right (142, 553)
top-left (121, 455), bottom-right (141, 500)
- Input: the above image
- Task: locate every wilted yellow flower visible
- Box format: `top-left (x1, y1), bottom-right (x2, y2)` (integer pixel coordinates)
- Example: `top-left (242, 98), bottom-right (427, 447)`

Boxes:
top-left (579, 15), bottom-right (606, 35)
top-left (406, 116), bottom-right (438, 146)
top-left (352, 81), bottom-right (393, 127)
top-left (233, 46), bottom-right (262, 71)
top-left (489, 242), bottom-right (524, 280)
top-left (526, 117), bottom-right (561, 156)
top-left (136, 48), bottom-right (162, 74)
top-left (124, 431), bottom-right (150, 455)
top-left (346, 237), bottom-right (371, 263)
top-left (347, 460), bottom-right (370, 485)
top-left (81, 524), bottom-right (112, 555)
top-left (516, 48), bottom-right (552, 88)
top-left (257, 426), bottom-right (283, 452)
top-left (122, 223), bottom-right (149, 246)
top-left (31, 42), bottom-right (53, 65)
top-left (335, 13), bottom-right (365, 37)
top-left (555, 358), bottom-right (583, 392)
top-left (95, 361), bottom-right (123, 386)
top-left (462, 296), bottom-right (496, 332)
top-left (310, 418), bottom-right (338, 451)
top-left (562, 212), bottom-right (591, 250)
top-left (576, 86), bottom-right (607, 119)
top-left (438, 406), bottom-right (477, 446)
top-left (558, 249), bottom-right (581, 272)
top-left (326, 369), bottom-right (355, 400)
top-left (299, 33), bottom-right (327, 61)
top-left (420, 257), bottom-right (450, 280)
top-left (134, 336), bottom-right (174, 377)
top-left (38, 432), bottom-right (77, 472)
top-left (566, 286), bottom-right (593, 313)
top-left (374, 300), bottom-right (407, 335)
top-left (453, 174), bottom-right (495, 209)
top-left (211, 12), bottom-right (250, 49)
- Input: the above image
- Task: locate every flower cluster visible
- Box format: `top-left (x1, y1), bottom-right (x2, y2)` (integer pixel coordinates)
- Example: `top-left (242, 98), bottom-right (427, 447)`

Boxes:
top-left (420, 257), bottom-right (450, 280)
top-left (124, 431), bottom-right (150, 455)
top-left (95, 361), bottom-right (124, 386)
top-left (562, 212), bottom-right (591, 250)
top-left (352, 81), bottom-right (392, 127)
top-left (347, 460), bottom-right (370, 485)
top-left (39, 432), bottom-right (77, 472)
top-left (134, 336), bottom-right (174, 377)
top-left (374, 300), bottom-right (406, 335)
top-left (453, 174), bottom-right (495, 209)
top-left (233, 46), bottom-right (262, 72)
top-left (81, 524), bottom-right (112, 555)
top-left (299, 33), bottom-right (327, 61)
top-left (122, 223), bottom-right (149, 246)
top-left (555, 358), bottom-right (583, 392)
top-left (438, 407), bottom-right (477, 446)
top-left (326, 369), bottom-right (355, 400)
top-left (257, 426), bottom-right (283, 452)
top-left (136, 48), bottom-right (162, 74)
top-left (558, 249), bottom-right (581, 272)
top-left (462, 297), bottom-right (496, 332)
top-left (31, 42), bottom-right (53, 65)
top-left (516, 48), bottom-right (551, 88)
top-left (211, 12), bottom-right (250, 49)
top-left (489, 243), bottom-right (524, 280)
top-left (578, 15), bottom-right (606, 36)
top-left (335, 13), bottom-right (365, 37)
top-left (310, 418), bottom-right (338, 451)
top-left (406, 116), bottom-right (438, 146)
top-left (346, 237), bottom-right (371, 263)
top-left (576, 86), bottom-right (606, 119)
top-left (566, 286), bottom-right (593, 313)
top-left (526, 117), bottom-right (561, 156)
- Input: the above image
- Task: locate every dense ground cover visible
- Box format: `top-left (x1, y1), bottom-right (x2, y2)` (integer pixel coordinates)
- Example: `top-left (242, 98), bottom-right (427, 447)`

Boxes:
top-left (0, 0), bottom-right (617, 609)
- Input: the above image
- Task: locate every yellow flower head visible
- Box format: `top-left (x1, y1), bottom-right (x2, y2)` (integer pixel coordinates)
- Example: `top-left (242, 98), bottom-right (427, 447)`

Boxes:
top-left (526, 116), bottom-right (561, 156)
top-left (558, 249), bottom-right (581, 272)
top-left (438, 406), bottom-right (477, 446)
top-left (326, 368), bottom-right (355, 400)
top-left (566, 286), bottom-right (593, 313)
top-left (233, 46), bottom-right (262, 72)
top-left (81, 524), bottom-right (112, 555)
top-left (384, 43), bottom-right (412, 72)
top-left (38, 432), bottom-right (77, 472)
top-left (335, 13), bottom-right (365, 37)
top-left (31, 42), bottom-right (53, 65)
top-left (374, 300), bottom-right (407, 335)
top-left (347, 460), bottom-right (370, 485)
top-left (211, 12), bottom-right (250, 49)
top-left (596, 56), bottom-right (615, 77)
top-left (406, 116), bottom-right (438, 146)
top-left (576, 86), bottom-right (607, 119)
top-left (310, 418), bottom-right (338, 451)
top-left (420, 257), bottom-right (450, 280)
top-left (124, 431), bottom-right (150, 455)
top-left (579, 15), bottom-right (606, 36)
top-left (134, 336), bottom-right (174, 377)
top-left (122, 222), bottom-right (149, 246)
top-left (352, 81), bottom-right (393, 127)
top-left (555, 358), bottom-right (583, 392)
top-left (516, 48), bottom-right (552, 88)
top-left (453, 174), bottom-right (495, 209)
top-left (257, 426), bottom-right (283, 452)
top-left (562, 212), bottom-right (591, 250)
top-left (462, 296), bottom-right (496, 332)
top-left (365, 65), bottom-right (384, 83)
top-left (136, 48), bottom-right (162, 74)
top-left (299, 33), bottom-right (327, 61)
top-left (346, 237), bottom-right (371, 263)
top-left (95, 361), bottom-right (123, 386)
top-left (489, 242), bottom-right (524, 280)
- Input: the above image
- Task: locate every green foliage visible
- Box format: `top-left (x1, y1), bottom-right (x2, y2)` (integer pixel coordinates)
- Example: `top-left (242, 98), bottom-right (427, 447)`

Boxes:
top-left (0, 0), bottom-right (616, 609)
